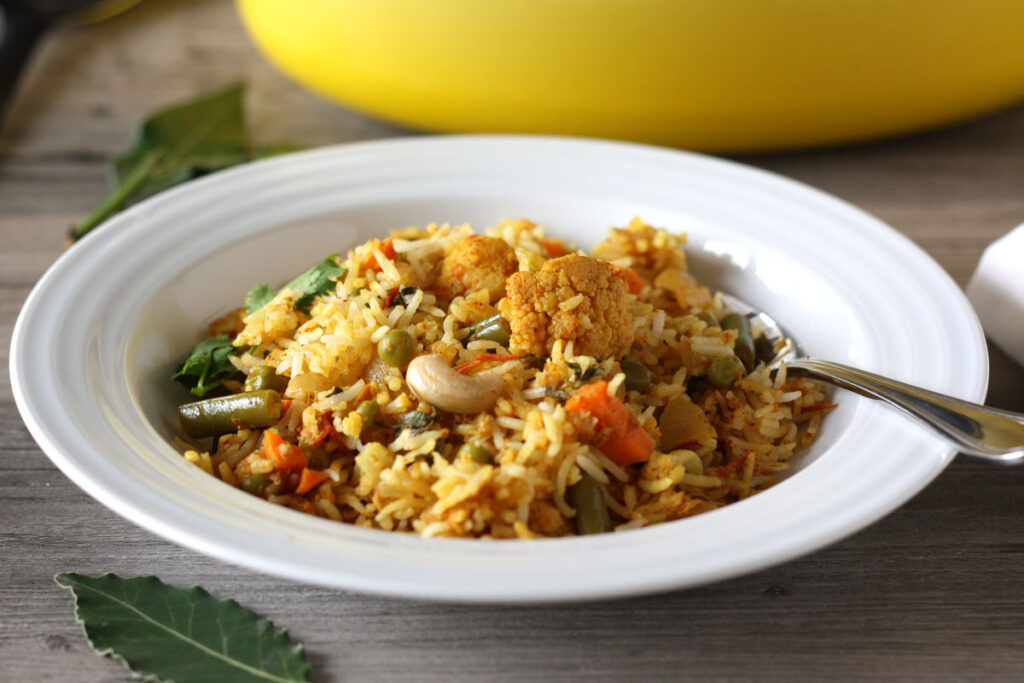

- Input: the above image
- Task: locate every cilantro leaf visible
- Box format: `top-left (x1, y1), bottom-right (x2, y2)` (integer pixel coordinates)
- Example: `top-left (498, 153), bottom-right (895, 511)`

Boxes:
top-left (283, 255), bottom-right (345, 314)
top-left (55, 572), bottom-right (310, 682)
top-left (173, 334), bottom-right (242, 397)
top-left (385, 410), bottom-right (436, 432)
top-left (244, 282), bottom-right (275, 313)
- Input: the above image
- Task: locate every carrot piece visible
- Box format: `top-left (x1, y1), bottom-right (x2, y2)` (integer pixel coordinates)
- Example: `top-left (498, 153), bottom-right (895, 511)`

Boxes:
top-left (566, 381), bottom-right (630, 430)
top-left (263, 429), bottom-right (285, 454)
top-left (295, 468), bottom-right (331, 495)
top-left (600, 424), bottom-right (656, 467)
top-left (566, 381), bottom-right (654, 466)
top-left (454, 353), bottom-right (521, 374)
top-left (382, 286), bottom-right (400, 308)
top-left (360, 237), bottom-right (397, 273)
top-left (709, 456), bottom-right (747, 478)
top-left (613, 265), bottom-right (645, 295)
top-left (542, 239), bottom-right (566, 258)
top-left (280, 399), bottom-right (293, 413)
top-left (263, 430), bottom-right (308, 472)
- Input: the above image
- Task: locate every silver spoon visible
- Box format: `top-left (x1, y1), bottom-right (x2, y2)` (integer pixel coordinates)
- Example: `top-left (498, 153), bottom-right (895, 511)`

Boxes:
top-left (720, 293), bottom-right (1024, 464)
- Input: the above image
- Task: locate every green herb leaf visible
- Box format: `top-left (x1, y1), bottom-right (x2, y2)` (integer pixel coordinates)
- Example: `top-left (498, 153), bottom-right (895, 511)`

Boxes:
top-left (245, 283), bottom-right (276, 314)
top-left (568, 362), bottom-right (601, 383)
top-left (244, 257), bottom-right (345, 315)
top-left (397, 286), bottom-right (420, 307)
top-left (71, 82), bottom-right (298, 241)
top-left (283, 255), bottom-right (345, 314)
top-left (544, 386), bottom-right (569, 403)
top-left (253, 142), bottom-right (304, 159)
top-left (388, 410), bottom-right (436, 431)
top-left (173, 334), bottom-right (242, 397)
top-left (55, 573), bottom-right (310, 683)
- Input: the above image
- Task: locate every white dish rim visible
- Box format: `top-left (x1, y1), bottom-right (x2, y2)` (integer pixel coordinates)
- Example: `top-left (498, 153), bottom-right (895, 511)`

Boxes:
top-left (10, 135), bottom-right (988, 603)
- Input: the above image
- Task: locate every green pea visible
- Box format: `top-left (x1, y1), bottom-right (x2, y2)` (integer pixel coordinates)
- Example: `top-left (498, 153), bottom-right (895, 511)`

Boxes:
top-left (720, 312), bottom-right (756, 372)
top-left (378, 329), bottom-right (415, 367)
top-left (707, 355), bottom-right (745, 388)
top-left (567, 472), bottom-right (612, 535)
top-left (619, 360), bottom-right (651, 393)
top-left (456, 443), bottom-right (494, 464)
top-left (240, 473), bottom-right (270, 496)
top-left (755, 334), bottom-right (777, 365)
top-left (356, 400), bottom-right (379, 425)
top-left (307, 449), bottom-right (330, 470)
top-left (243, 365), bottom-right (288, 392)
top-left (696, 311), bottom-right (719, 328)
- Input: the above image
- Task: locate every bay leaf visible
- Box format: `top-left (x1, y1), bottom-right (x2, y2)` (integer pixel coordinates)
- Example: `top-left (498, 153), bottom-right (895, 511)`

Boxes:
top-left (71, 82), bottom-right (296, 241)
top-left (55, 572), bottom-right (310, 683)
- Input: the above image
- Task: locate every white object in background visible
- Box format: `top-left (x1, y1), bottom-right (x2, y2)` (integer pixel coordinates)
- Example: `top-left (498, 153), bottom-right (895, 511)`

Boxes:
top-left (967, 224), bottom-right (1024, 368)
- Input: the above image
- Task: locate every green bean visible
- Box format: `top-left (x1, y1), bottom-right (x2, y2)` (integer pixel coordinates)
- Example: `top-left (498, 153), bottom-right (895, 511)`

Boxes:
top-left (378, 329), bottom-right (415, 367)
top-left (567, 472), bottom-right (612, 535)
top-left (306, 449), bottom-right (330, 470)
top-left (265, 479), bottom-right (290, 496)
top-left (619, 360), bottom-right (651, 393)
top-left (356, 400), bottom-right (379, 426)
top-left (243, 365), bottom-right (288, 392)
top-left (696, 311), bottom-right (719, 328)
top-left (456, 443), bottom-right (494, 464)
top-left (754, 334), bottom-right (777, 365)
top-left (721, 312), bottom-right (755, 371)
top-left (178, 390), bottom-right (281, 438)
top-left (468, 313), bottom-right (511, 346)
top-left (240, 473), bottom-right (270, 496)
top-left (707, 355), bottom-right (745, 388)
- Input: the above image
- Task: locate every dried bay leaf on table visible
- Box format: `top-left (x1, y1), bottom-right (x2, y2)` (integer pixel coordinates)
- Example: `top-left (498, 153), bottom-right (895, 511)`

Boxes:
top-left (55, 572), bottom-right (310, 683)
top-left (71, 82), bottom-right (298, 241)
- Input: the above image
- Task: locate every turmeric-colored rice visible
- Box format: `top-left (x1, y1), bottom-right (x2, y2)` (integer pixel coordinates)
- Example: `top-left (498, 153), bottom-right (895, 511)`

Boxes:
top-left (174, 217), bottom-right (831, 538)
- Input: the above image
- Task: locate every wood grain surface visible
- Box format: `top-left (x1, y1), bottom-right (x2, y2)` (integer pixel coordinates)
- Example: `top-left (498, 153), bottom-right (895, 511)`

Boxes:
top-left (2, 2), bottom-right (1022, 681)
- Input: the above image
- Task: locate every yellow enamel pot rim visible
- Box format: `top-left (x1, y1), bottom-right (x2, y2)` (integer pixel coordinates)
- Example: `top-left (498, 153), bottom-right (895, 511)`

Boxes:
top-left (237, 0), bottom-right (1024, 153)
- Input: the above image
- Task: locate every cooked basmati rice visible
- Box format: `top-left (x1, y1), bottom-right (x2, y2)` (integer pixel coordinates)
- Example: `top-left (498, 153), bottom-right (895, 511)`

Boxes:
top-left (174, 217), bottom-right (832, 538)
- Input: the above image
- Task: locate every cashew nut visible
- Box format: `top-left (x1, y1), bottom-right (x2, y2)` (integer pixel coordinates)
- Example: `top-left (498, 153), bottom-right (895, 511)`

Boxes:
top-left (405, 353), bottom-right (503, 414)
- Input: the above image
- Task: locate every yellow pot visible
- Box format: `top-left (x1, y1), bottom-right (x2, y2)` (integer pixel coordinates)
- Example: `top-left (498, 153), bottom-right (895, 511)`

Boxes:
top-left (236, 0), bottom-right (1024, 153)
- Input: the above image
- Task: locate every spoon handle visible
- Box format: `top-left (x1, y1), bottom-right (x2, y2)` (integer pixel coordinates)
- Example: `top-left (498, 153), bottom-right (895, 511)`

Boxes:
top-left (787, 358), bottom-right (1024, 463)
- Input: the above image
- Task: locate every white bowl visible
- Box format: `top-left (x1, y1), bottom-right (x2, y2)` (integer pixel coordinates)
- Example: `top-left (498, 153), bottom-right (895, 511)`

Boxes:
top-left (10, 136), bottom-right (987, 603)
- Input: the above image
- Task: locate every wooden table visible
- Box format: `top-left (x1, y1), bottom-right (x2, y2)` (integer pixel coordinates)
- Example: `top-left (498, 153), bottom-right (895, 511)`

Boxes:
top-left (2, 3), bottom-right (1022, 681)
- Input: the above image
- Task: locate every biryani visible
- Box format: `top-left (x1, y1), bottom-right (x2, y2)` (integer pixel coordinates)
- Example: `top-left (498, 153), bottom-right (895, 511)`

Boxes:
top-left (172, 217), bottom-right (833, 538)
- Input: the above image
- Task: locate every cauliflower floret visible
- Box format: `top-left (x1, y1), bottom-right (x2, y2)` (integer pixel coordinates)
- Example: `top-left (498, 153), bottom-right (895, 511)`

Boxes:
top-left (435, 235), bottom-right (518, 303)
top-left (501, 254), bottom-right (634, 358)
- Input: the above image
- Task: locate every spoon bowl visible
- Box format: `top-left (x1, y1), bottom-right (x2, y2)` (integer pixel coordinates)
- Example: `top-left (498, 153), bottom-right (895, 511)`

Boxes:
top-left (721, 293), bottom-right (1024, 464)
